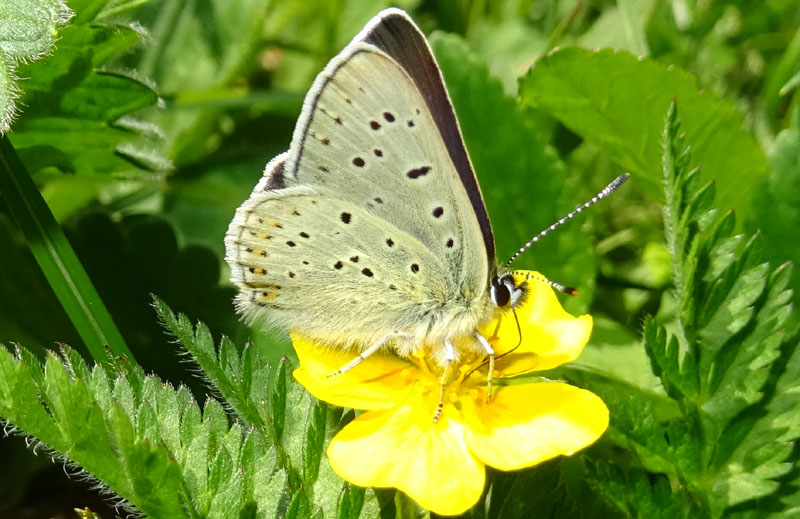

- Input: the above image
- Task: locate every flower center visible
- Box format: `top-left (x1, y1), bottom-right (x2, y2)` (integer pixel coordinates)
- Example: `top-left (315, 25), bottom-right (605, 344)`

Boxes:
top-left (409, 351), bottom-right (489, 405)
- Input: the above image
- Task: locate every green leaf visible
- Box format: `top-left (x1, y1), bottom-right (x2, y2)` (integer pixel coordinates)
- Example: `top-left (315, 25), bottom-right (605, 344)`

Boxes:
top-left (746, 108), bottom-right (800, 305)
top-left (271, 355), bottom-right (289, 437)
top-left (337, 484), bottom-right (366, 519)
top-left (519, 48), bottom-right (766, 219)
top-left (9, 4), bottom-right (170, 188)
top-left (584, 460), bottom-right (694, 519)
top-left (303, 400), bottom-right (327, 487)
top-left (134, 0), bottom-right (272, 166)
top-left (0, 0), bottom-right (72, 132)
top-left (0, 346), bottom-right (185, 517)
top-left (286, 490), bottom-right (312, 519)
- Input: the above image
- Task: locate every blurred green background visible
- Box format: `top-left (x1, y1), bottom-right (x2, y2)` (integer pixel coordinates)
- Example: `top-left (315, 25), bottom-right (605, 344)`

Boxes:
top-left (1, 0), bottom-right (798, 516)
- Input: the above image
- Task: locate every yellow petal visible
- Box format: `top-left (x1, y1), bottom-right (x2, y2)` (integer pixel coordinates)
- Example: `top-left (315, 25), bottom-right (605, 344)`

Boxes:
top-left (328, 398), bottom-right (485, 516)
top-left (482, 271), bottom-right (593, 375)
top-left (292, 332), bottom-right (415, 411)
top-left (461, 381), bottom-right (608, 471)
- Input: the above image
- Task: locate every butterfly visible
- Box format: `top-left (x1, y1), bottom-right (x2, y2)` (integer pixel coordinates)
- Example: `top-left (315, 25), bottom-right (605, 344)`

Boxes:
top-left (225, 8), bottom-right (628, 420)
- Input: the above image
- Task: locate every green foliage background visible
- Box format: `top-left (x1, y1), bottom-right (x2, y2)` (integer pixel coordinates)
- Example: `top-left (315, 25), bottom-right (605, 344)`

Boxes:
top-left (0, 0), bottom-right (799, 518)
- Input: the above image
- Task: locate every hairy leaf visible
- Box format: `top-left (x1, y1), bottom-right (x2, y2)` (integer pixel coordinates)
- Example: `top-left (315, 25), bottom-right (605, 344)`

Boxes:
top-left (0, 0), bottom-right (72, 132)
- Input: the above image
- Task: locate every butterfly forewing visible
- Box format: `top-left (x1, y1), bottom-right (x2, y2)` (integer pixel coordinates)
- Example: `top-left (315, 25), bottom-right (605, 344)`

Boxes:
top-left (288, 45), bottom-right (488, 293)
top-left (226, 11), bottom-right (494, 349)
top-left (362, 11), bottom-right (495, 264)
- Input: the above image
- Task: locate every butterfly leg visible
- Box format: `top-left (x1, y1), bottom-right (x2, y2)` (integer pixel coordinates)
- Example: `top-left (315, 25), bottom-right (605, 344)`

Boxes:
top-left (327, 331), bottom-right (400, 377)
top-left (475, 333), bottom-right (495, 403)
top-left (433, 339), bottom-right (456, 423)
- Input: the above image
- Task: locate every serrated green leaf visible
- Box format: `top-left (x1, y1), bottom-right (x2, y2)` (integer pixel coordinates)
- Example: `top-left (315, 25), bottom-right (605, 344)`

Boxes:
top-left (303, 400), bottom-right (327, 487)
top-left (271, 357), bottom-right (288, 439)
top-left (585, 459), bottom-right (695, 519)
top-left (287, 490), bottom-right (312, 519)
top-left (153, 296), bottom-right (268, 431)
top-left (636, 102), bottom-right (799, 516)
top-left (520, 48), bottom-right (766, 219)
top-left (337, 484), bottom-right (366, 519)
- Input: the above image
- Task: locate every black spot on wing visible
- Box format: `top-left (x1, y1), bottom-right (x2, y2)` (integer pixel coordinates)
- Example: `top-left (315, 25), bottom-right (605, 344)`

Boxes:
top-left (383, 112), bottom-right (395, 122)
top-left (432, 207), bottom-right (444, 218)
top-left (340, 212), bottom-right (351, 224)
top-left (353, 157), bottom-right (365, 168)
top-left (407, 167), bottom-right (430, 179)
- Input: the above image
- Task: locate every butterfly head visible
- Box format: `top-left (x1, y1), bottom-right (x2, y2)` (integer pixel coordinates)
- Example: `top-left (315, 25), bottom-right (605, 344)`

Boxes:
top-left (489, 272), bottom-right (528, 309)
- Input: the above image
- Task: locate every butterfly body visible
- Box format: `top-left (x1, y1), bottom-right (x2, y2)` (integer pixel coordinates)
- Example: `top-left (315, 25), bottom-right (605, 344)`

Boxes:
top-left (226, 9), bottom-right (517, 369)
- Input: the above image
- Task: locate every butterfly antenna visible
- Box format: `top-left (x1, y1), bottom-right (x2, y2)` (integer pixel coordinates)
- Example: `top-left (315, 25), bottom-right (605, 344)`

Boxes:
top-left (504, 173), bottom-right (630, 269)
top-left (512, 270), bottom-right (578, 296)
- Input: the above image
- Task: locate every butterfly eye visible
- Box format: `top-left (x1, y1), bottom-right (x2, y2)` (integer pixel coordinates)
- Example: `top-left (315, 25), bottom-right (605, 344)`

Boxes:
top-left (490, 278), bottom-right (511, 307)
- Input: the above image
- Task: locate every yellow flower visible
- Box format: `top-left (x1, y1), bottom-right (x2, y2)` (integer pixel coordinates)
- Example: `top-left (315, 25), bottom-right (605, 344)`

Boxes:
top-left (292, 271), bottom-right (609, 516)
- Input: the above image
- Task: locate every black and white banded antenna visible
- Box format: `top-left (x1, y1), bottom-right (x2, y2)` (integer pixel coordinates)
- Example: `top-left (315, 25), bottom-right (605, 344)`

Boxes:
top-left (504, 173), bottom-right (630, 271)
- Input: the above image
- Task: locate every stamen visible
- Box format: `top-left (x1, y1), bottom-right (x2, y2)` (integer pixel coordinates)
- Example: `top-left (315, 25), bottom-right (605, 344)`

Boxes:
top-left (415, 353), bottom-right (434, 377)
top-left (476, 333), bottom-right (495, 403)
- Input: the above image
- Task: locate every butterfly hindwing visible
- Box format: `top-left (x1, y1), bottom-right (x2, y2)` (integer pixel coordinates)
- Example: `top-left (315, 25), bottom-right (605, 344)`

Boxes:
top-left (227, 176), bottom-right (449, 346)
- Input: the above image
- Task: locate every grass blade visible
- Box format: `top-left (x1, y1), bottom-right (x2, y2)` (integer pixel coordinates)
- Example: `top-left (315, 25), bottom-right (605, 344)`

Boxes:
top-left (0, 134), bottom-right (132, 362)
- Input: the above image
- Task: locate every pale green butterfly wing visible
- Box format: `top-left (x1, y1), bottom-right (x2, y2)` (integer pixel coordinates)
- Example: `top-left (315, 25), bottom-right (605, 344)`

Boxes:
top-left (360, 10), bottom-right (494, 263)
top-left (226, 9), bottom-right (495, 350)
top-left (228, 179), bottom-right (456, 347)
top-left (283, 45), bottom-right (488, 294)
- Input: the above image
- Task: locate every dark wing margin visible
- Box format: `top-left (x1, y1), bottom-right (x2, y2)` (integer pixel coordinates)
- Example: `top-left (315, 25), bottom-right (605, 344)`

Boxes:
top-left (254, 152), bottom-right (288, 192)
top-left (361, 9), bottom-right (496, 265)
